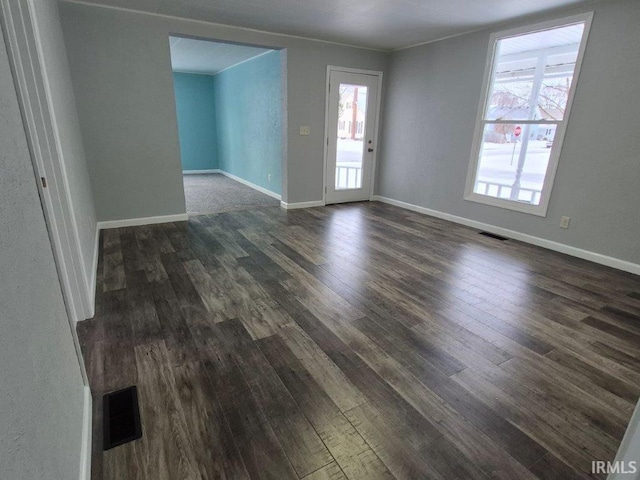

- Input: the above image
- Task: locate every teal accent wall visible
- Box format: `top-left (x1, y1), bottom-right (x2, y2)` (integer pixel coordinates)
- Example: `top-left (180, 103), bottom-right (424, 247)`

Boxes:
top-left (213, 50), bottom-right (282, 195)
top-left (172, 72), bottom-right (218, 171)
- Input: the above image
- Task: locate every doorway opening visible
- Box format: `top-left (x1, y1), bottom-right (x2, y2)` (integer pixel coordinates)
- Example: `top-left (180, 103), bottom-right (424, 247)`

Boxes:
top-left (169, 36), bottom-right (285, 215)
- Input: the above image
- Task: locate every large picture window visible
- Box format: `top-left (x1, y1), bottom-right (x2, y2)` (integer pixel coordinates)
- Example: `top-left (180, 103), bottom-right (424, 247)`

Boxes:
top-left (465, 14), bottom-right (592, 215)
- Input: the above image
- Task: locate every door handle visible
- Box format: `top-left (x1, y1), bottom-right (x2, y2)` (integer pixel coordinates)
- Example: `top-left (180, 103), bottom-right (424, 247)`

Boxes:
top-left (368, 148), bottom-right (374, 152)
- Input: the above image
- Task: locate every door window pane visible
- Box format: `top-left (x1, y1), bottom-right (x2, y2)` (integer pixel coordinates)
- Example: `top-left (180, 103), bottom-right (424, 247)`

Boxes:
top-left (336, 84), bottom-right (368, 190)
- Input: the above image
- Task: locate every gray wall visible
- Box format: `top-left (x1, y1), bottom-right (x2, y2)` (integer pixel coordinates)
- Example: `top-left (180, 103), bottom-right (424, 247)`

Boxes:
top-left (611, 399), bottom-right (640, 479)
top-left (0, 23), bottom-right (85, 480)
top-left (30, 0), bottom-right (97, 294)
top-left (59, 2), bottom-right (389, 220)
top-left (378, 0), bottom-right (640, 264)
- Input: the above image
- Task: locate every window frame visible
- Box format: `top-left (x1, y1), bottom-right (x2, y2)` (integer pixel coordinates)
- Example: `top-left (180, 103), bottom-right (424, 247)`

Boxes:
top-left (464, 13), bottom-right (593, 216)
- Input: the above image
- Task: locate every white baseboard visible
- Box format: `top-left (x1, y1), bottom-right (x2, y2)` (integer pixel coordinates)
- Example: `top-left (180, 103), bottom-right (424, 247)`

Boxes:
top-left (281, 200), bottom-right (325, 210)
top-left (97, 213), bottom-right (189, 230)
top-left (182, 169), bottom-right (221, 174)
top-left (86, 226), bottom-right (100, 319)
top-left (217, 170), bottom-right (281, 200)
top-left (79, 386), bottom-right (92, 480)
top-left (373, 195), bottom-right (640, 276)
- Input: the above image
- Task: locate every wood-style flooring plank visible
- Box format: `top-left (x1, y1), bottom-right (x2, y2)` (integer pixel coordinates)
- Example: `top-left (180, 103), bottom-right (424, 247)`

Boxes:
top-left (172, 361), bottom-right (250, 480)
top-left (77, 202), bottom-right (640, 480)
top-left (257, 334), bottom-right (393, 479)
top-left (130, 341), bottom-right (202, 480)
top-left (301, 462), bottom-right (347, 480)
top-left (199, 326), bottom-right (299, 480)
top-left (216, 320), bottom-right (332, 477)
top-left (102, 229), bottom-right (126, 292)
top-left (452, 367), bottom-right (612, 478)
top-left (279, 323), bottom-right (367, 412)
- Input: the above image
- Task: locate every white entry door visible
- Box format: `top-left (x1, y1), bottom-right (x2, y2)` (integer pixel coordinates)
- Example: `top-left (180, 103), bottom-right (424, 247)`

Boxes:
top-left (325, 68), bottom-right (380, 204)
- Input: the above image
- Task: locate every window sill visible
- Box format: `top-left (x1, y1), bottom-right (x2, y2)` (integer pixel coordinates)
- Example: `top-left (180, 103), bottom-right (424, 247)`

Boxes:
top-left (464, 193), bottom-right (548, 217)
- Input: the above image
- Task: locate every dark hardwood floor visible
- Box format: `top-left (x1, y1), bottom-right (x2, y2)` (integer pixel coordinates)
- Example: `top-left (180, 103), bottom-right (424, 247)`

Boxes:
top-left (77, 202), bottom-right (640, 480)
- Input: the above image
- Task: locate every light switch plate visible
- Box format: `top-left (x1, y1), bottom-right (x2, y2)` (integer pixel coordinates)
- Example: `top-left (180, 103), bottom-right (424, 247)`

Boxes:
top-left (299, 126), bottom-right (310, 136)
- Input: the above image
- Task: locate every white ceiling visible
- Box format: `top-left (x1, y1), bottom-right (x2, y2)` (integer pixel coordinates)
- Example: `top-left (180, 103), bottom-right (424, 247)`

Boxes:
top-left (66, 0), bottom-right (594, 51)
top-left (499, 23), bottom-right (585, 56)
top-left (169, 36), bottom-right (273, 75)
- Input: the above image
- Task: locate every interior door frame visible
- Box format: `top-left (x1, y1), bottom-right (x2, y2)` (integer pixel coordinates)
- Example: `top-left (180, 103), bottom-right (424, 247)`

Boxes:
top-left (1, 0), bottom-right (93, 322)
top-left (322, 65), bottom-right (383, 205)
top-left (1, 2), bottom-right (92, 477)
top-left (1, 0), bottom-right (91, 373)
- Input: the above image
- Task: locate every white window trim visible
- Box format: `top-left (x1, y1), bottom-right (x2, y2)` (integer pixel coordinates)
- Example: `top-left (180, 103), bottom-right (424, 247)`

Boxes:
top-left (464, 12), bottom-right (593, 217)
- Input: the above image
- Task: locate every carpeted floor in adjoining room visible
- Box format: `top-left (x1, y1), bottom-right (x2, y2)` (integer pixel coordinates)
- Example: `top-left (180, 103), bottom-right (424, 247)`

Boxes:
top-left (183, 173), bottom-right (280, 215)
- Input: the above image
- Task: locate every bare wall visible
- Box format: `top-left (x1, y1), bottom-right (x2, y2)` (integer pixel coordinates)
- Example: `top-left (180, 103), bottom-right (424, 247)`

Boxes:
top-left (0, 22), bottom-right (85, 480)
top-left (377, 0), bottom-right (640, 265)
top-left (58, 2), bottom-right (389, 220)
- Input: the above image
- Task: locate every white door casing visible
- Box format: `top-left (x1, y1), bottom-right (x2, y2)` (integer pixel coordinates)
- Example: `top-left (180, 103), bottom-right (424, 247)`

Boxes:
top-left (1, 0), bottom-right (92, 321)
top-left (1, 0), bottom-right (90, 384)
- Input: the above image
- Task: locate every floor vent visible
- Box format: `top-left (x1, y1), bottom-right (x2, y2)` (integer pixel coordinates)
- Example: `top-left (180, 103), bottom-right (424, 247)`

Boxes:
top-left (479, 231), bottom-right (509, 241)
top-left (103, 386), bottom-right (142, 450)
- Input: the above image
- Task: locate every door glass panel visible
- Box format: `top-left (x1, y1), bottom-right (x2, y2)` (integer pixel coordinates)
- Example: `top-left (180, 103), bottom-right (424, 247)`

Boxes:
top-left (336, 83), bottom-right (368, 190)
